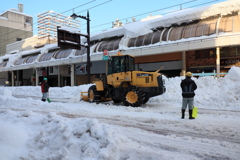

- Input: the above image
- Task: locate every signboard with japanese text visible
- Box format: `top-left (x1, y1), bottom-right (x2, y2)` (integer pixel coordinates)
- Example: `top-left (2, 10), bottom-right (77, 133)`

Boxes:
top-left (57, 26), bottom-right (85, 49)
top-left (220, 58), bottom-right (240, 66)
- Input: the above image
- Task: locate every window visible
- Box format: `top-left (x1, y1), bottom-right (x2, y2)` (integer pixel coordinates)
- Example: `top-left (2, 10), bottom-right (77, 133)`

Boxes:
top-left (237, 46), bottom-right (240, 55)
top-left (220, 46), bottom-right (240, 58)
top-left (49, 67), bottom-right (53, 73)
top-left (108, 55), bottom-right (135, 74)
top-left (25, 17), bottom-right (32, 24)
top-left (195, 49), bottom-right (216, 59)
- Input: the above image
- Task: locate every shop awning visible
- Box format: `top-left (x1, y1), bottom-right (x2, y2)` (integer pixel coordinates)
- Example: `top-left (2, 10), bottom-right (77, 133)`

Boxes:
top-left (15, 57), bottom-right (28, 65)
top-left (26, 55), bottom-right (38, 64)
top-left (39, 51), bottom-right (58, 62)
top-left (75, 47), bottom-right (87, 56)
top-left (54, 49), bottom-right (73, 59)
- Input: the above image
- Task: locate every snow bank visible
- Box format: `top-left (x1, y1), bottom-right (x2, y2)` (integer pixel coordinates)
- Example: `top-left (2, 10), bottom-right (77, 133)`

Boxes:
top-left (0, 109), bottom-right (216, 160)
top-left (22, 113), bottom-right (124, 160)
top-left (151, 66), bottom-right (240, 109)
top-left (0, 110), bottom-right (124, 160)
top-left (0, 87), bottom-right (12, 98)
top-left (1, 66), bottom-right (240, 110)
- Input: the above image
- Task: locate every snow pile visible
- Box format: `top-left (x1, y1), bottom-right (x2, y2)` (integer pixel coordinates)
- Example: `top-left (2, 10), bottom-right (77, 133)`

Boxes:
top-left (152, 66), bottom-right (240, 109)
top-left (0, 110), bottom-right (123, 160)
top-left (1, 66), bottom-right (240, 109)
top-left (0, 87), bottom-right (12, 98)
top-left (0, 109), bottom-right (209, 160)
top-left (225, 66), bottom-right (240, 81)
top-left (7, 84), bottom-right (92, 102)
top-left (23, 113), bottom-right (124, 160)
top-left (0, 110), bottom-right (29, 160)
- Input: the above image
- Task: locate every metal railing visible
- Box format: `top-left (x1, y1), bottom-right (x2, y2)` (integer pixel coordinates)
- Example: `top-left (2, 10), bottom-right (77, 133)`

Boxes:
top-left (192, 70), bottom-right (227, 78)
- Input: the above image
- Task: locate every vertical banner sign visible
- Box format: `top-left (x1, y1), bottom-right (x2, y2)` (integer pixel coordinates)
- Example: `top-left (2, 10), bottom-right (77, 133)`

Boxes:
top-left (103, 49), bottom-right (109, 60)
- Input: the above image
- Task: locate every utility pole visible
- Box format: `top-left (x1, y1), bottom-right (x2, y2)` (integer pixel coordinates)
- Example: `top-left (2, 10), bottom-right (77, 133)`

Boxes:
top-left (86, 11), bottom-right (91, 84)
top-left (70, 11), bottom-right (91, 83)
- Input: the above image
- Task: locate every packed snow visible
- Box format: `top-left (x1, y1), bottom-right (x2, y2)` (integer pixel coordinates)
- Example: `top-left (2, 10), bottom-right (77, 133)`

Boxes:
top-left (0, 66), bottom-right (240, 160)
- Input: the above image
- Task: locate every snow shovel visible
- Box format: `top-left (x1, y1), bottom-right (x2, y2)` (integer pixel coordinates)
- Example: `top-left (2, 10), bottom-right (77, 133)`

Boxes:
top-left (47, 93), bottom-right (51, 103)
top-left (192, 106), bottom-right (198, 118)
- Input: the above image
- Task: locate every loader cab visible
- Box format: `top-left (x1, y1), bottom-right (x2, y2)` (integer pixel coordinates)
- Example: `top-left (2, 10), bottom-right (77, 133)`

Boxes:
top-left (108, 55), bottom-right (135, 75)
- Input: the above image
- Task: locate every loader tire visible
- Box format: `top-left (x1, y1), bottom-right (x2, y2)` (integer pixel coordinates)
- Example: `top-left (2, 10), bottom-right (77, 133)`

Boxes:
top-left (88, 85), bottom-right (101, 103)
top-left (122, 86), bottom-right (144, 107)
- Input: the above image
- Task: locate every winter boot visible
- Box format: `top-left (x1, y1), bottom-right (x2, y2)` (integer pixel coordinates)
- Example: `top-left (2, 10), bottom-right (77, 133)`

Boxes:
top-left (189, 109), bottom-right (195, 119)
top-left (181, 109), bottom-right (185, 119)
top-left (42, 99), bottom-right (46, 102)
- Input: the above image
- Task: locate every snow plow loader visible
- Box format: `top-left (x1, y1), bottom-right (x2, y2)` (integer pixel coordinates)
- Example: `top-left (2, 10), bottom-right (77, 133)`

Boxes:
top-left (82, 54), bottom-right (166, 107)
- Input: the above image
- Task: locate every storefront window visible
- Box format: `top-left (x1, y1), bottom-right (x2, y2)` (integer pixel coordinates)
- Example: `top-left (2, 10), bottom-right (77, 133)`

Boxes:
top-left (237, 46), bottom-right (240, 55)
top-left (195, 49), bottom-right (216, 59)
top-left (220, 46), bottom-right (239, 58)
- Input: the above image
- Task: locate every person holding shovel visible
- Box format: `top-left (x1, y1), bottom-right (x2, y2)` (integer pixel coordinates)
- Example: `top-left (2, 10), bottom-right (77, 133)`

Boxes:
top-left (40, 77), bottom-right (50, 102)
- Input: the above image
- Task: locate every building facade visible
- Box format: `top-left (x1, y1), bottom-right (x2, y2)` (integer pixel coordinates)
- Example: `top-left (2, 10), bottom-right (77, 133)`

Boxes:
top-left (0, 4), bottom-right (33, 85)
top-left (0, 0), bottom-right (240, 86)
top-left (0, 4), bottom-right (33, 56)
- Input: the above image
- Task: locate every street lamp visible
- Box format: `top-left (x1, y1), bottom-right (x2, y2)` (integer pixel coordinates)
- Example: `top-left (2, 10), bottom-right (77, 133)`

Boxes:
top-left (70, 11), bottom-right (91, 84)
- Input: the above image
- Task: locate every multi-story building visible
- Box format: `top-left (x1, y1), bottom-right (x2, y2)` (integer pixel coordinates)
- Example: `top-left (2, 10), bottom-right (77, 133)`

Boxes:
top-left (0, 4), bottom-right (33, 85)
top-left (0, 4), bottom-right (33, 56)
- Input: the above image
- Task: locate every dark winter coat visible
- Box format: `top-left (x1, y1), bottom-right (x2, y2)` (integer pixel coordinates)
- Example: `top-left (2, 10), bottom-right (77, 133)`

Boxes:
top-left (40, 81), bottom-right (49, 93)
top-left (180, 76), bottom-right (197, 98)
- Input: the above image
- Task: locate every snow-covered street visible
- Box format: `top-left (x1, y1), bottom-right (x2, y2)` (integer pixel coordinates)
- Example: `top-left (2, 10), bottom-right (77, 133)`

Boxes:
top-left (1, 67), bottom-right (240, 160)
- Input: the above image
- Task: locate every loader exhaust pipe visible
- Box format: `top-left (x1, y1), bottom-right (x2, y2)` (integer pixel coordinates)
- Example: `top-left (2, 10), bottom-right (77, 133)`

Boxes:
top-left (155, 65), bottom-right (163, 73)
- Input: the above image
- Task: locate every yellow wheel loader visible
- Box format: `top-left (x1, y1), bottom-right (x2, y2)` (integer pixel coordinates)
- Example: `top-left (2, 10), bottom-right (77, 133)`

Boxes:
top-left (83, 54), bottom-right (166, 107)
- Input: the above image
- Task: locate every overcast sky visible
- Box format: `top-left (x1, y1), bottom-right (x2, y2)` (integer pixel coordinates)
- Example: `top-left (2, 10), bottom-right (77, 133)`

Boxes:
top-left (1, 0), bottom-right (227, 34)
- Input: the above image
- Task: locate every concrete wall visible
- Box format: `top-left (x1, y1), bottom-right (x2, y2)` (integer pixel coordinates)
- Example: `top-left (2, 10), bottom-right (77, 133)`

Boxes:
top-left (137, 61), bottom-right (183, 71)
top-left (0, 10), bottom-right (33, 56)
top-left (0, 26), bottom-right (32, 55)
top-left (0, 12), bottom-right (32, 31)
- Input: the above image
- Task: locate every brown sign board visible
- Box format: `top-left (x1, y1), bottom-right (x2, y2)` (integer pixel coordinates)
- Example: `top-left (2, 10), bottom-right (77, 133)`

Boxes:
top-left (220, 58), bottom-right (240, 66)
top-left (57, 26), bottom-right (86, 49)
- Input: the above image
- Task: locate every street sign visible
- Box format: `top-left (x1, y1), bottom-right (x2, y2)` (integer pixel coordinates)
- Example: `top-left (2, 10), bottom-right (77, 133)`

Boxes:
top-left (103, 49), bottom-right (108, 56)
top-left (103, 49), bottom-right (109, 60)
top-left (57, 26), bottom-right (86, 49)
top-left (103, 56), bottom-right (109, 60)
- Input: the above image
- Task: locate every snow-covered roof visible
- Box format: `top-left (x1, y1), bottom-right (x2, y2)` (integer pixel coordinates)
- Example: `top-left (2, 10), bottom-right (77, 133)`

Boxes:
top-left (0, 16), bottom-right (7, 20)
top-left (58, 26), bottom-right (81, 34)
top-left (0, 8), bottom-right (32, 17)
top-left (149, 0), bottom-right (240, 28)
top-left (90, 0), bottom-right (240, 40)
